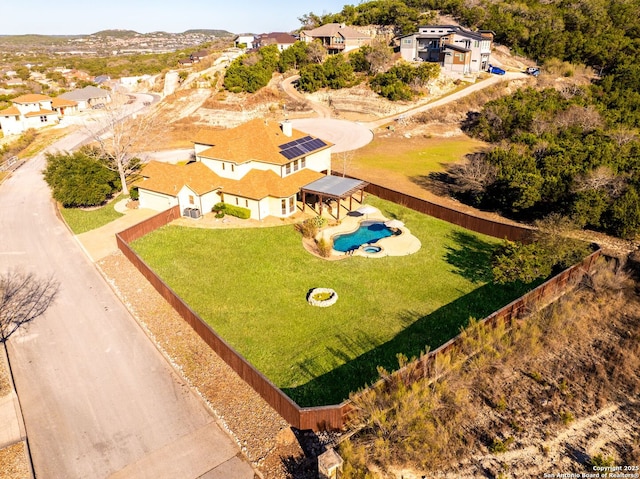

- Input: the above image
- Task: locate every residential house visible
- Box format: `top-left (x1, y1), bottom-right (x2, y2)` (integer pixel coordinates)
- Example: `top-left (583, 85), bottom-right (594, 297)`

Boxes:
top-left (299, 23), bottom-right (372, 54)
top-left (0, 93), bottom-right (71, 136)
top-left (136, 118), bottom-right (336, 220)
top-left (58, 85), bottom-right (111, 110)
top-left (254, 32), bottom-right (297, 51)
top-left (233, 34), bottom-right (256, 49)
top-left (398, 25), bottom-right (494, 74)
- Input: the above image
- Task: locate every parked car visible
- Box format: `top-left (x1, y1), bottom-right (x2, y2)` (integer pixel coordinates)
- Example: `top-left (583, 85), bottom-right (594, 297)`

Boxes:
top-left (526, 67), bottom-right (540, 77)
top-left (488, 64), bottom-right (506, 75)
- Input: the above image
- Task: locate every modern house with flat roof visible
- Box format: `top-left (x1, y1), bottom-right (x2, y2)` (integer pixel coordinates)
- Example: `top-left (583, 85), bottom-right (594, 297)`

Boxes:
top-left (399, 25), bottom-right (494, 74)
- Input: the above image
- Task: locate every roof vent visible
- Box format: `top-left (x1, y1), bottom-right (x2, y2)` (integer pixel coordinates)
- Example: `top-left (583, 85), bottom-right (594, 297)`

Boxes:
top-left (281, 120), bottom-right (292, 137)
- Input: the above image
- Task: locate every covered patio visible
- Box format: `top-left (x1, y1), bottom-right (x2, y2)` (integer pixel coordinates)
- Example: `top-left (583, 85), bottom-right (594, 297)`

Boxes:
top-left (301, 176), bottom-right (369, 220)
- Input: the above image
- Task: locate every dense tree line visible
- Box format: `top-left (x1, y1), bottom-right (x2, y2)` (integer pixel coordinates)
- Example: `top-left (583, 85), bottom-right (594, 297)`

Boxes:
top-left (456, 86), bottom-right (640, 238)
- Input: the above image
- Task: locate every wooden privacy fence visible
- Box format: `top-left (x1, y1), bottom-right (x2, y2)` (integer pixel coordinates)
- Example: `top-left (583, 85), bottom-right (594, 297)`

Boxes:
top-left (116, 189), bottom-right (600, 431)
top-left (116, 206), bottom-right (351, 430)
top-left (360, 180), bottom-right (534, 242)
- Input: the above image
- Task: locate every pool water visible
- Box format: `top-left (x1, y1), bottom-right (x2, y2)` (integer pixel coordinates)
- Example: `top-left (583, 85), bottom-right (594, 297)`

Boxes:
top-left (332, 221), bottom-right (394, 252)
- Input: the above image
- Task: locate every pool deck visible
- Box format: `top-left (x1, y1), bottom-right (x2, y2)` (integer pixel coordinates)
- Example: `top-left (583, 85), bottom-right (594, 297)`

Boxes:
top-left (318, 207), bottom-right (422, 259)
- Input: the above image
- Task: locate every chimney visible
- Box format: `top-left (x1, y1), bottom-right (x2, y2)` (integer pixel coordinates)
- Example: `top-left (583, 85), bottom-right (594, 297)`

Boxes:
top-left (281, 120), bottom-right (292, 137)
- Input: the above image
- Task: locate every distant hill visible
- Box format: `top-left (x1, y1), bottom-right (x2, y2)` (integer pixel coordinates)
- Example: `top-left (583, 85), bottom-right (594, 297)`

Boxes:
top-left (91, 29), bottom-right (141, 38)
top-left (183, 29), bottom-right (234, 37)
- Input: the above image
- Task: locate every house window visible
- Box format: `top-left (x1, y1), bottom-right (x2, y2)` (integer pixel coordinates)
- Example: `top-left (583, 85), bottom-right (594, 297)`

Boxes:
top-left (189, 195), bottom-right (194, 204)
top-left (235, 197), bottom-right (239, 205)
top-left (40, 116), bottom-right (48, 122)
top-left (294, 160), bottom-right (299, 171)
top-left (281, 199), bottom-right (287, 215)
top-left (231, 164), bottom-right (235, 172)
top-left (245, 199), bottom-right (249, 207)
top-left (289, 196), bottom-right (295, 213)
top-left (286, 163), bottom-right (291, 175)
top-left (402, 38), bottom-right (413, 44)
top-left (301, 157), bottom-right (306, 168)
top-left (222, 163), bottom-right (225, 170)
top-left (474, 41), bottom-right (479, 48)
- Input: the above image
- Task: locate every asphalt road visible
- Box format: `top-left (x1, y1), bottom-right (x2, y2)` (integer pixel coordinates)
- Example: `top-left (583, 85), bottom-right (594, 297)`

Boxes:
top-left (0, 95), bottom-right (254, 479)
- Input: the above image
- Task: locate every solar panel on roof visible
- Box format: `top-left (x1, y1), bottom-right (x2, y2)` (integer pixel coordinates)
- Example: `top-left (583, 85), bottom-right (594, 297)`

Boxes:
top-left (279, 136), bottom-right (312, 150)
top-left (279, 136), bottom-right (328, 160)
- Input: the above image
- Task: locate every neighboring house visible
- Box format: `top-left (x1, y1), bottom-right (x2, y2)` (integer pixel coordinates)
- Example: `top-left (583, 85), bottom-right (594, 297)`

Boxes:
top-left (254, 32), bottom-right (297, 51)
top-left (191, 50), bottom-right (209, 61)
top-left (58, 85), bottom-right (111, 110)
top-left (299, 23), bottom-right (372, 54)
top-left (51, 97), bottom-right (79, 116)
top-left (233, 34), bottom-right (255, 49)
top-left (398, 25), bottom-right (494, 74)
top-left (0, 93), bottom-right (72, 136)
top-left (136, 118), bottom-right (338, 220)
top-left (94, 75), bottom-right (111, 85)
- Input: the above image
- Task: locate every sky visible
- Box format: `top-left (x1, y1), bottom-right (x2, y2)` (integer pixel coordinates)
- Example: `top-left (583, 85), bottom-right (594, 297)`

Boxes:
top-left (2, 0), bottom-right (350, 36)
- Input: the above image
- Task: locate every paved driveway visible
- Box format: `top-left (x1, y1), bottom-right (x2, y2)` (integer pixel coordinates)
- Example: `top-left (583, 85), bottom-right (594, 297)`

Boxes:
top-left (0, 99), bottom-right (254, 479)
top-left (290, 118), bottom-right (373, 153)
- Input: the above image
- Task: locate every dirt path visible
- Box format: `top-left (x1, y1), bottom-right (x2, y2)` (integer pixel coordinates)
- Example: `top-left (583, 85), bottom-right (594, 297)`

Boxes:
top-left (280, 71), bottom-right (529, 128)
top-left (281, 75), bottom-right (334, 118)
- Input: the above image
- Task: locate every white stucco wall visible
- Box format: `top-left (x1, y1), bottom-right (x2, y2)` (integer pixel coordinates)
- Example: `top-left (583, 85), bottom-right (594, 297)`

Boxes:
top-left (0, 116), bottom-right (22, 135)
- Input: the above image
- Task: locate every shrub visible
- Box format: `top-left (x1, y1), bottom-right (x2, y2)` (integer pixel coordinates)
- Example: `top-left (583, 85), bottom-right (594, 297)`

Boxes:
top-left (489, 436), bottom-right (514, 454)
top-left (316, 237), bottom-right (333, 257)
top-left (129, 186), bottom-right (139, 200)
top-left (223, 204), bottom-right (251, 219)
top-left (295, 216), bottom-right (326, 239)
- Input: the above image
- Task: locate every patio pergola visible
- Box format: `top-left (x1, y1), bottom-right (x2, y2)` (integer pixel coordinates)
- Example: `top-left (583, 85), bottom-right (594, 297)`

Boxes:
top-left (301, 175), bottom-right (369, 220)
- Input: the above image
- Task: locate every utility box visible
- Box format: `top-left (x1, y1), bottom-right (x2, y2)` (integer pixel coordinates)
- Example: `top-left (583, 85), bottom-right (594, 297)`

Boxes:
top-left (318, 448), bottom-right (343, 479)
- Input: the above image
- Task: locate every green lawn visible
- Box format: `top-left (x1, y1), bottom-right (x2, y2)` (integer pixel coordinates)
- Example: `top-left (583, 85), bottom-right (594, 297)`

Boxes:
top-left (351, 136), bottom-right (486, 177)
top-left (132, 196), bottom-right (533, 406)
top-left (61, 195), bottom-right (125, 234)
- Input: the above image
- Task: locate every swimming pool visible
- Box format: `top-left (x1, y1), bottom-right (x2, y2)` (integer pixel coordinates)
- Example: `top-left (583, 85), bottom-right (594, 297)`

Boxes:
top-left (332, 221), bottom-right (395, 252)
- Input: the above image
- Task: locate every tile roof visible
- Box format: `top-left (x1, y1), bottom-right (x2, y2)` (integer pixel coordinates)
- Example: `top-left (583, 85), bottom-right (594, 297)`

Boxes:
top-left (303, 23), bottom-right (370, 40)
top-left (12, 94), bottom-right (52, 104)
top-left (1, 106), bottom-right (21, 116)
top-left (51, 97), bottom-right (78, 108)
top-left (194, 118), bottom-right (332, 166)
top-left (221, 168), bottom-right (324, 200)
top-left (258, 32), bottom-right (297, 44)
top-left (136, 159), bottom-right (325, 201)
top-left (136, 161), bottom-right (225, 196)
top-left (24, 109), bottom-right (57, 118)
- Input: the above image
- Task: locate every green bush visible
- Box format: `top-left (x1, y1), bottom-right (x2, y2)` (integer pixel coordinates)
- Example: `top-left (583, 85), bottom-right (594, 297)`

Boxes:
top-left (129, 186), bottom-right (139, 200)
top-left (43, 149), bottom-right (119, 207)
top-left (219, 203), bottom-right (251, 220)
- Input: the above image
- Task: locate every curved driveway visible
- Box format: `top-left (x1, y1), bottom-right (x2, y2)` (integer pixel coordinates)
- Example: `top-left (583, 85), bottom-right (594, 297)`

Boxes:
top-left (0, 96), bottom-right (253, 478)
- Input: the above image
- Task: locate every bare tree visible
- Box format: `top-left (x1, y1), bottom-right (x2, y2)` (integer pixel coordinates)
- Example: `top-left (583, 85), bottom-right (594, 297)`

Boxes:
top-left (0, 270), bottom-right (59, 343)
top-left (83, 92), bottom-right (158, 195)
top-left (335, 150), bottom-right (355, 177)
top-left (447, 154), bottom-right (497, 196)
top-left (572, 165), bottom-right (627, 198)
top-left (365, 39), bottom-right (393, 75)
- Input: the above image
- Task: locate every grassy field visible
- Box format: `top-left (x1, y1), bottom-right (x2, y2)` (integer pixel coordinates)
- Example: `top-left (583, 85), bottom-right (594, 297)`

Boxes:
top-left (348, 135), bottom-right (485, 178)
top-left (60, 195), bottom-right (124, 234)
top-left (131, 196), bottom-right (533, 406)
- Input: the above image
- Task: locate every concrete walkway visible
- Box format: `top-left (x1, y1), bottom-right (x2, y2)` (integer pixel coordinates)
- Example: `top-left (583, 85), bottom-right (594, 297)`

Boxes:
top-left (76, 202), bottom-right (158, 261)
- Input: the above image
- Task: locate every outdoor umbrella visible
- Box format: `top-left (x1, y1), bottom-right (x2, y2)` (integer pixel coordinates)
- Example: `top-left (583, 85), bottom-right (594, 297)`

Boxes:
top-left (384, 219), bottom-right (404, 229)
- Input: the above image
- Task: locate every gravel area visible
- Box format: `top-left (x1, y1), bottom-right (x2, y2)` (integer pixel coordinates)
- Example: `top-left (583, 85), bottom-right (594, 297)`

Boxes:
top-left (97, 252), bottom-right (313, 479)
top-left (0, 442), bottom-right (30, 479)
